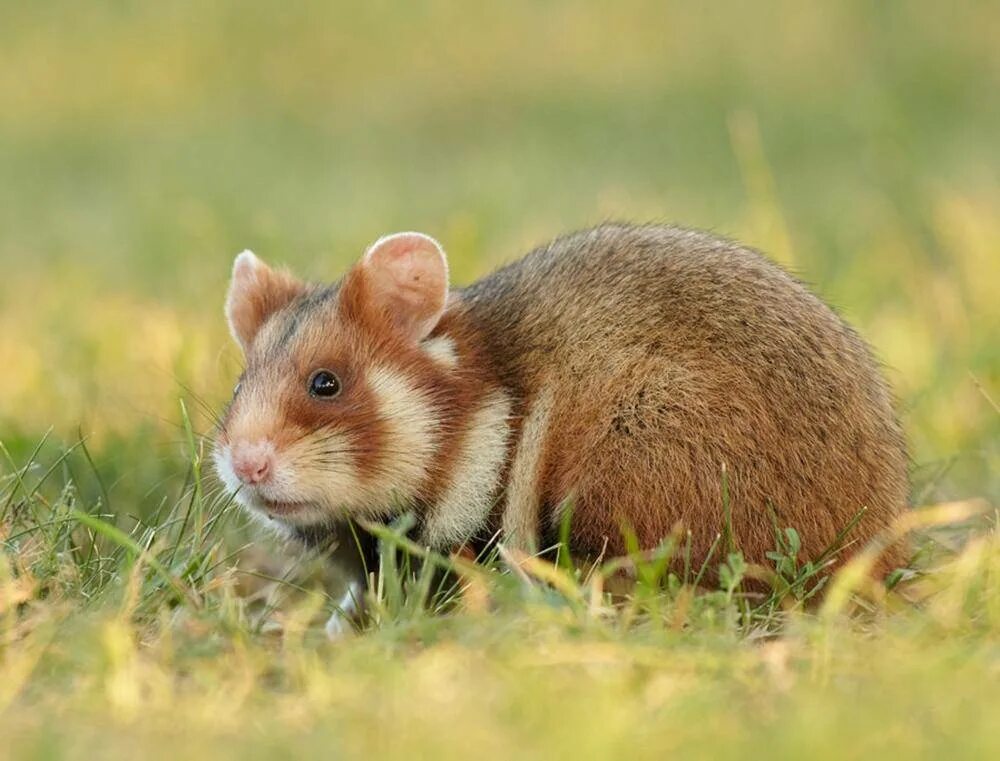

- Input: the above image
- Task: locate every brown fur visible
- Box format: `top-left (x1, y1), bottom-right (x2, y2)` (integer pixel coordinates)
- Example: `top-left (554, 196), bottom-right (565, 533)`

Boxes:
top-left (218, 223), bottom-right (909, 581)
top-left (454, 224), bottom-right (908, 571)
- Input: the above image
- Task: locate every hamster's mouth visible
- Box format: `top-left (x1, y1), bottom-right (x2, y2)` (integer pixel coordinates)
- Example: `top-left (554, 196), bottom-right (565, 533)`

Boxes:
top-left (257, 498), bottom-right (311, 516)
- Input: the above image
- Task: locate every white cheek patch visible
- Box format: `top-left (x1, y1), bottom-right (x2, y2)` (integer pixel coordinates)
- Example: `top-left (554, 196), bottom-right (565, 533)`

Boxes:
top-left (366, 364), bottom-right (439, 506)
top-left (421, 335), bottom-right (459, 368)
top-left (280, 430), bottom-right (366, 514)
top-left (422, 388), bottom-right (512, 548)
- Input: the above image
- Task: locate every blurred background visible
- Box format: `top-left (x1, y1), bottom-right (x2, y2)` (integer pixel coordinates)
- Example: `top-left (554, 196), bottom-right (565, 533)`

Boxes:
top-left (0, 0), bottom-right (997, 509)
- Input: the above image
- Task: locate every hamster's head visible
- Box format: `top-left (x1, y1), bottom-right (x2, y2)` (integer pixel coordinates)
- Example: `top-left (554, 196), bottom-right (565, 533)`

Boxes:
top-left (213, 232), bottom-right (452, 530)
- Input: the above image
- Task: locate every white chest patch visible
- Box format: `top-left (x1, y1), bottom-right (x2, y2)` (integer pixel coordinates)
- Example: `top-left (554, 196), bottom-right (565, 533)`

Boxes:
top-left (421, 388), bottom-right (512, 548)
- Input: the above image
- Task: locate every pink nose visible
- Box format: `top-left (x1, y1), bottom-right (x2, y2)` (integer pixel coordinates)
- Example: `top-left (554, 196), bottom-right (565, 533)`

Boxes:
top-left (230, 442), bottom-right (274, 485)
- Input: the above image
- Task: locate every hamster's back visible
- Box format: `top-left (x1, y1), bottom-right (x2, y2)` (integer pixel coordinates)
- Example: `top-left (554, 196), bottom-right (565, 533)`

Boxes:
top-left (458, 223), bottom-right (907, 568)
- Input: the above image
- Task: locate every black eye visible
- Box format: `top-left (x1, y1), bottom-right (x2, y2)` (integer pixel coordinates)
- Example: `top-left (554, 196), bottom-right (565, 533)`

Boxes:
top-left (309, 370), bottom-right (341, 399)
top-left (233, 381), bottom-right (242, 397)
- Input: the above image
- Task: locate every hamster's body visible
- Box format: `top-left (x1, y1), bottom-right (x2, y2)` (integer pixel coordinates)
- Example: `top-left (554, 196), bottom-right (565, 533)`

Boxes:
top-left (215, 223), bottom-right (908, 625)
top-left (437, 224), bottom-right (907, 563)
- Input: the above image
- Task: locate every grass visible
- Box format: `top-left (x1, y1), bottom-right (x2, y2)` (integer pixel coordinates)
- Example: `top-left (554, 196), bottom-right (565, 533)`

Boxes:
top-left (2, 430), bottom-right (998, 759)
top-left (1, 1), bottom-right (998, 758)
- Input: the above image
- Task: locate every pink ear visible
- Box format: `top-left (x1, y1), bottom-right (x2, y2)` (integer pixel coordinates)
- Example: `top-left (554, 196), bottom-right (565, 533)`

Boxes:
top-left (360, 232), bottom-right (449, 341)
top-left (225, 250), bottom-right (306, 352)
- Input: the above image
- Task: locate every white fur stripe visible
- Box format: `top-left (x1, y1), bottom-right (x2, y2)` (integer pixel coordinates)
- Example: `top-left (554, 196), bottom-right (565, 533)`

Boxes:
top-left (422, 335), bottom-right (459, 368)
top-left (422, 389), bottom-right (512, 548)
top-left (502, 386), bottom-right (554, 552)
top-left (367, 365), bottom-right (438, 507)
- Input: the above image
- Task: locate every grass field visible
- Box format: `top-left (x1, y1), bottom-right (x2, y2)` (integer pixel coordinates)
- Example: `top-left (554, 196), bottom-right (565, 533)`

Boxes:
top-left (1, 2), bottom-right (998, 758)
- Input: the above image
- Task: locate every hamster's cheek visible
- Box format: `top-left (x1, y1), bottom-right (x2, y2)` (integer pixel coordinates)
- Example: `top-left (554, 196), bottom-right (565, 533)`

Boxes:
top-left (282, 438), bottom-right (365, 505)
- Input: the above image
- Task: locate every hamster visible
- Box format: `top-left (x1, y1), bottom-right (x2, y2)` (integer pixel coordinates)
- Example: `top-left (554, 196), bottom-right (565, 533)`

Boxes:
top-left (214, 223), bottom-right (908, 629)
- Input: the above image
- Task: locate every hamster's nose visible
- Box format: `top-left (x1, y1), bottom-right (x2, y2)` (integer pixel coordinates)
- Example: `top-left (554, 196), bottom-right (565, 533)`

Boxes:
top-left (231, 442), bottom-right (275, 485)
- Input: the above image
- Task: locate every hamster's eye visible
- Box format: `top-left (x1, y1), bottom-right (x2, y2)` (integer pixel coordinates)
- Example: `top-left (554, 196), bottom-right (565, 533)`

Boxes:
top-left (308, 370), bottom-right (341, 399)
top-left (233, 381), bottom-right (242, 397)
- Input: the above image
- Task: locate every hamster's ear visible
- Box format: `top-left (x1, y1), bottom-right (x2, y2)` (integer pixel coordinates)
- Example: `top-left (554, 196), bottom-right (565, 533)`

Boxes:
top-left (225, 250), bottom-right (305, 352)
top-left (343, 232), bottom-right (449, 342)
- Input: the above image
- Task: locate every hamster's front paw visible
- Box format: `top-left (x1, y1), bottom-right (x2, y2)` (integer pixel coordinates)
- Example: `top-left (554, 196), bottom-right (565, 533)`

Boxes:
top-left (325, 610), bottom-right (353, 640)
top-left (324, 580), bottom-right (364, 640)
